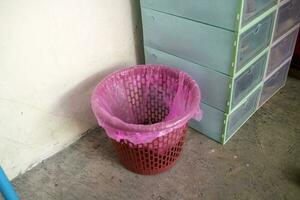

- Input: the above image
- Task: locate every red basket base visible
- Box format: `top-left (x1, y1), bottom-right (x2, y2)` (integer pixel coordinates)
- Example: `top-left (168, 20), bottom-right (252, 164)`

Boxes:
top-left (111, 125), bottom-right (187, 175)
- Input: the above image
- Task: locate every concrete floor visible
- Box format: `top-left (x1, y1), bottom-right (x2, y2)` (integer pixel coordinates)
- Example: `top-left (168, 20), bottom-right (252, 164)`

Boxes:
top-left (10, 77), bottom-right (300, 200)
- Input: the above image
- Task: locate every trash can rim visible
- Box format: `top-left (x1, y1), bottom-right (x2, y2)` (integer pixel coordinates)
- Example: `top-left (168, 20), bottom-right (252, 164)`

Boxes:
top-left (91, 64), bottom-right (201, 133)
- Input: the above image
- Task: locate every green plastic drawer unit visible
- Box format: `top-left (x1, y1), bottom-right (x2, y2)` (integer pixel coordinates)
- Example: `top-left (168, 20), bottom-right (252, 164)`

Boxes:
top-left (142, 8), bottom-right (275, 76)
top-left (259, 58), bottom-right (291, 106)
top-left (144, 46), bottom-right (267, 113)
top-left (190, 84), bottom-right (262, 144)
top-left (267, 26), bottom-right (299, 77)
top-left (273, 0), bottom-right (300, 41)
top-left (141, 0), bottom-right (277, 31)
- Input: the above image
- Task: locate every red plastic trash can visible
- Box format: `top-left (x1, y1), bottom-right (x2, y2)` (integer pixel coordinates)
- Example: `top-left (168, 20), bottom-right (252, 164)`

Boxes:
top-left (91, 65), bottom-right (202, 175)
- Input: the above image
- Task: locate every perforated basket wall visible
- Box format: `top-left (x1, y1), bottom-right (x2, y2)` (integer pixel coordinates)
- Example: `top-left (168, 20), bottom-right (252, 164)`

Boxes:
top-left (111, 124), bottom-right (187, 175)
top-left (91, 65), bottom-right (201, 175)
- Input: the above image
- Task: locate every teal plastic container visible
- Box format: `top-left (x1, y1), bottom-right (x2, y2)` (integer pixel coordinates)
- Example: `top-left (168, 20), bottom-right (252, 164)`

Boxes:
top-left (141, 0), bottom-right (277, 31)
top-left (142, 8), bottom-right (276, 76)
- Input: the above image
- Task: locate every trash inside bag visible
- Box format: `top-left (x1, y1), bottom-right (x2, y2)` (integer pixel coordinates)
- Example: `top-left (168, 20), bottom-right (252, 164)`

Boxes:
top-left (91, 65), bottom-right (202, 144)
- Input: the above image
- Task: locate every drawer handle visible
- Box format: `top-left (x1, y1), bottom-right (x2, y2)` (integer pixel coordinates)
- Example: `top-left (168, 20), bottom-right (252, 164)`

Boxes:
top-left (152, 54), bottom-right (157, 59)
top-left (246, 69), bottom-right (252, 74)
top-left (240, 98), bottom-right (249, 106)
top-left (282, 37), bottom-right (289, 43)
top-left (254, 24), bottom-right (262, 34)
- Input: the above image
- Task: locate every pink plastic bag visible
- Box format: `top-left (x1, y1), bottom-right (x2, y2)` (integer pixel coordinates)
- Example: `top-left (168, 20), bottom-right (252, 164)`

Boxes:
top-left (91, 65), bottom-right (202, 144)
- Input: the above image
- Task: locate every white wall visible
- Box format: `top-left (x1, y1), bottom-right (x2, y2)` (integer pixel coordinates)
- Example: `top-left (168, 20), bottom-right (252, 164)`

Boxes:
top-left (0, 0), bottom-right (143, 179)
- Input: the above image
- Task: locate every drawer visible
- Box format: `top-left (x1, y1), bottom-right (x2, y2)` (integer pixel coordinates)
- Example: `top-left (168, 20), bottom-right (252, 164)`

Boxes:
top-left (267, 28), bottom-right (299, 76)
top-left (259, 59), bottom-right (291, 106)
top-left (273, 0), bottom-right (300, 40)
top-left (232, 52), bottom-right (267, 107)
top-left (225, 85), bottom-right (262, 141)
top-left (190, 103), bottom-right (225, 143)
top-left (144, 46), bottom-right (267, 113)
top-left (237, 13), bottom-right (274, 69)
top-left (142, 8), bottom-right (274, 76)
top-left (142, 8), bottom-right (235, 75)
top-left (144, 46), bottom-right (231, 112)
top-left (141, 0), bottom-right (276, 31)
top-left (189, 85), bottom-right (262, 144)
top-left (243, 0), bottom-right (277, 26)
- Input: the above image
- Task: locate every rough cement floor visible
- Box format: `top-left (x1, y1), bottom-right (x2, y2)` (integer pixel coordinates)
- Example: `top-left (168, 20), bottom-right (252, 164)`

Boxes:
top-left (10, 77), bottom-right (300, 200)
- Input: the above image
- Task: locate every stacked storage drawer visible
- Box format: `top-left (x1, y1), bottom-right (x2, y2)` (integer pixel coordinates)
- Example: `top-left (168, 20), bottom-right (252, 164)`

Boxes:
top-left (259, 0), bottom-right (300, 106)
top-left (140, 0), bottom-right (298, 144)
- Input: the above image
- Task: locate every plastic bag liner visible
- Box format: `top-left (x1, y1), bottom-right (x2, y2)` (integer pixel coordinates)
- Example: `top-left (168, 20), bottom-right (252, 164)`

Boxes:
top-left (91, 64), bottom-right (202, 144)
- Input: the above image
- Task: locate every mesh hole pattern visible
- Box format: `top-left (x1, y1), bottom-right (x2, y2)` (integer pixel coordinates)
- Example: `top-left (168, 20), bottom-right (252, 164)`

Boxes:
top-left (111, 125), bottom-right (187, 175)
top-left (101, 67), bottom-right (180, 125)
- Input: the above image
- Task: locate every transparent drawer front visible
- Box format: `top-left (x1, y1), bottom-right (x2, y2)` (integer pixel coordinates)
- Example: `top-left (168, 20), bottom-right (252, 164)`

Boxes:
top-left (232, 53), bottom-right (267, 108)
top-left (259, 60), bottom-right (290, 106)
top-left (237, 13), bottom-right (274, 70)
top-left (243, 0), bottom-right (277, 26)
top-left (274, 0), bottom-right (300, 40)
top-left (267, 28), bottom-right (299, 76)
top-left (226, 86), bottom-right (262, 140)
